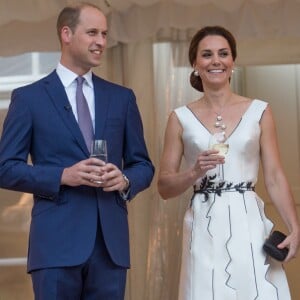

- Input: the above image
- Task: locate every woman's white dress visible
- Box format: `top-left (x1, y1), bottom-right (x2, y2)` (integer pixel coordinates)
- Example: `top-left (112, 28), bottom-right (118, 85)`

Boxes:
top-left (175, 100), bottom-right (291, 300)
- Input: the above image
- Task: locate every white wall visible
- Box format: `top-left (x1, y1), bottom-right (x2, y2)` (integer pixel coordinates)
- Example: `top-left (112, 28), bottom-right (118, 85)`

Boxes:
top-left (242, 64), bottom-right (300, 299)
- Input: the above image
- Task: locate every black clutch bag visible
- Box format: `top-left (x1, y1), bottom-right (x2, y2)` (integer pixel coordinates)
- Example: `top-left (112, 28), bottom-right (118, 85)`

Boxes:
top-left (263, 230), bottom-right (289, 261)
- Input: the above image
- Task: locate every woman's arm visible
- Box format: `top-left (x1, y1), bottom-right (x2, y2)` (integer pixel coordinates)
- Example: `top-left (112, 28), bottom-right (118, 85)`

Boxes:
top-left (260, 105), bottom-right (300, 261)
top-left (157, 111), bottom-right (221, 199)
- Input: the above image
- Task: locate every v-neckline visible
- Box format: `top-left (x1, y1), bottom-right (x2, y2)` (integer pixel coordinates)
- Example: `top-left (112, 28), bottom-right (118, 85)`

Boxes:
top-left (185, 99), bottom-right (255, 140)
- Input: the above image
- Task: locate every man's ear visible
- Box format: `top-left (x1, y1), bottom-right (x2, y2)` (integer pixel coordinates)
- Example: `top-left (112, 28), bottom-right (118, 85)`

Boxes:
top-left (61, 26), bottom-right (73, 44)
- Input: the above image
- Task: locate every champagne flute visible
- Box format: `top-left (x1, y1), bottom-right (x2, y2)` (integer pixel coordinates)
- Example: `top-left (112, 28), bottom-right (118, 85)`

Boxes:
top-left (209, 132), bottom-right (229, 181)
top-left (90, 139), bottom-right (108, 183)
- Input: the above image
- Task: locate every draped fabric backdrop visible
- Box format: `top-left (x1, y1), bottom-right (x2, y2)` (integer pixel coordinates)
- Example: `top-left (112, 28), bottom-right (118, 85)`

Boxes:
top-left (1, 0), bottom-right (300, 65)
top-left (103, 40), bottom-right (196, 300)
top-left (95, 40), bottom-right (244, 300)
top-left (97, 40), bottom-right (300, 299)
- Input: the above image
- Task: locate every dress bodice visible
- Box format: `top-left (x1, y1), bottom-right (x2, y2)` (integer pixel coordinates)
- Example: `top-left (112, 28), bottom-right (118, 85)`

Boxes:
top-left (174, 99), bottom-right (268, 185)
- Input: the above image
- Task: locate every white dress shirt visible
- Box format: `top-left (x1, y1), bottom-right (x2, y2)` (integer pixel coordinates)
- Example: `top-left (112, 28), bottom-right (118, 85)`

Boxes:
top-left (56, 63), bottom-right (95, 131)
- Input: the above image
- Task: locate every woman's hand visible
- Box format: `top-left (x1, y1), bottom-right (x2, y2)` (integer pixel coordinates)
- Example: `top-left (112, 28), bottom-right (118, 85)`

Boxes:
top-left (193, 149), bottom-right (225, 178)
top-left (279, 228), bottom-right (300, 262)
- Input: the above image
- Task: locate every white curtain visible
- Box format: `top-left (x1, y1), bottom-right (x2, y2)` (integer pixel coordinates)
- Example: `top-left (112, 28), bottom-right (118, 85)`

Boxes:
top-left (95, 39), bottom-right (248, 300)
top-left (95, 40), bottom-right (199, 300)
top-left (1, 0), bottom-right (300, 65)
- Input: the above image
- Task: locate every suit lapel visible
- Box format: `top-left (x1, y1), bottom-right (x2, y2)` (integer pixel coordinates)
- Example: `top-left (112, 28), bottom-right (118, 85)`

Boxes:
top-left (93, 74), bottom-right (110, 139)
top-left (42, 71), bottom-right (89, 156)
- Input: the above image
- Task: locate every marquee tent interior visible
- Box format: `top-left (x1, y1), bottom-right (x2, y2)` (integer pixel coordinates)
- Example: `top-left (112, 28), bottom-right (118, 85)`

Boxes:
top-left (0, 1), bottom-right (300, 300)
top-left (1, 0), bottom-right (300, 64)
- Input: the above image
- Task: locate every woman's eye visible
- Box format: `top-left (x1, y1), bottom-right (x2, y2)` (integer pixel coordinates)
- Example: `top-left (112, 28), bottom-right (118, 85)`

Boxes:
top-left (202, 53), bottom-right (212, 58)
top-left (219, 51), bottom-right (229, 57)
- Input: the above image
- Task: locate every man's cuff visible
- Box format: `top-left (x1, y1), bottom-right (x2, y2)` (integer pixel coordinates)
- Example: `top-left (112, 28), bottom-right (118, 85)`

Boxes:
top-left (119, 174), bottom-right (130, 201)
top-left (119, 188), bottom-right (130, 201)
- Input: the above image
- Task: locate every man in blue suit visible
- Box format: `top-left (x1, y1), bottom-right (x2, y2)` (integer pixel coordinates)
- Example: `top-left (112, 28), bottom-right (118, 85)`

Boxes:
top-left (0, 2), bottom-right (154, 299)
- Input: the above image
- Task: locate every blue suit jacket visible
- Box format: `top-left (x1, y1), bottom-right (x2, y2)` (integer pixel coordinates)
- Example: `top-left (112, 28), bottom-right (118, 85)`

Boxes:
top-left (0, 71), bottom-right (154, 272)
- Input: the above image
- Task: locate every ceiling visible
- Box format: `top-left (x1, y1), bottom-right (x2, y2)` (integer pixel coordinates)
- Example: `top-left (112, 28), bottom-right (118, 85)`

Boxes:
top-left (1, 0), bottom-right (300, 64)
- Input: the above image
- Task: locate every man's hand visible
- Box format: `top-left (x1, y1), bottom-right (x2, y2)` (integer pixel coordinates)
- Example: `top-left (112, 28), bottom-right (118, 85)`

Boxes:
top-left (61, 158), bottom-right (128, 192)
top-left (99, 163), bottom-right (129, 192)
top-left (61, 157), bottom-right (106, 187)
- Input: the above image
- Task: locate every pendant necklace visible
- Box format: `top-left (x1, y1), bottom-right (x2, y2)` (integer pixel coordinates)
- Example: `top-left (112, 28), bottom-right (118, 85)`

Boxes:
top-left (213, 111), bottom-right (226, 142)
top-left (205, 98), bottom-right (228, 141)
top-left (214, 112), bottom-right (226, 134)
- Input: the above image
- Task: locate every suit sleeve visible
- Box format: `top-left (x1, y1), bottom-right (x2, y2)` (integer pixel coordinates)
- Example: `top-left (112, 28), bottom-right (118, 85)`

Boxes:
top-left (122, 89), bottom-right (155, 200)
top-left (0, 88), bottom-right (63, 199)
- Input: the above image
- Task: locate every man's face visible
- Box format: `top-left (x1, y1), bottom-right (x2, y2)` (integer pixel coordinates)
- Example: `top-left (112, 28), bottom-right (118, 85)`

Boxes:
top-left (62, 6), bottom-right (108, 75)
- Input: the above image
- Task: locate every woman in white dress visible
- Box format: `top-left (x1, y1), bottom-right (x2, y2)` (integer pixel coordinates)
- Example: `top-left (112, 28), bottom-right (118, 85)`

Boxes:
top-left (157, 26), bottom-right (300, 300)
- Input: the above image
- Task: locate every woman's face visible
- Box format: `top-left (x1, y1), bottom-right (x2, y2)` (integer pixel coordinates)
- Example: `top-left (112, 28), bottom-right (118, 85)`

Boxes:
top-left (194, 35), bottom-right (234, 90)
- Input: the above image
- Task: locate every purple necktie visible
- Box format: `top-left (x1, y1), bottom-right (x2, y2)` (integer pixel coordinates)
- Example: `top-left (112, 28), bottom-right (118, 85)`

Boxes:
top-left (76, 76), bottom-right (94, 152)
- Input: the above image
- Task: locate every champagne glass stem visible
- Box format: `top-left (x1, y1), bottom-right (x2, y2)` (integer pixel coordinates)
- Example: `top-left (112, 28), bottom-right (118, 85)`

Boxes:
top-left (219, 164), bottom-right (224, 181)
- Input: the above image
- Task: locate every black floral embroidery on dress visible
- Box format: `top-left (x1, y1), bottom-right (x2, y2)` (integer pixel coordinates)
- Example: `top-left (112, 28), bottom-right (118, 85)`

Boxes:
top-left (194, 175), bottom-right (255, 202)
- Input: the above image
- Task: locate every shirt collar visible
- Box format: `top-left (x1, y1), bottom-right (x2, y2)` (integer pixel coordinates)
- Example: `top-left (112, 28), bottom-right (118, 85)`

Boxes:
top-left (56, 63), bottom-right (93, 88)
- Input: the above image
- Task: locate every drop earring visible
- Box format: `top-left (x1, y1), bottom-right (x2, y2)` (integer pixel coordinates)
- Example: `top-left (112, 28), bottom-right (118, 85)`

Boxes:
top-left (194, 70), bottom-right (199, 76)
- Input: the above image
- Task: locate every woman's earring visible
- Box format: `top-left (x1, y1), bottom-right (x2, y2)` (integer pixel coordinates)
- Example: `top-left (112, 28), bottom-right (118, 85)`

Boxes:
top-left (194, 70), bottom-right (199, 76)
